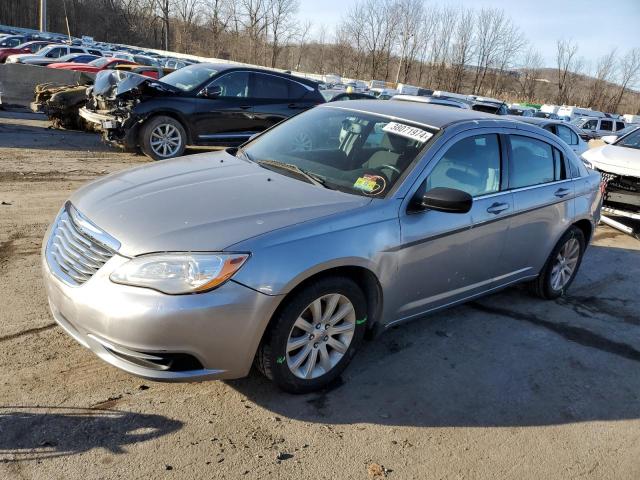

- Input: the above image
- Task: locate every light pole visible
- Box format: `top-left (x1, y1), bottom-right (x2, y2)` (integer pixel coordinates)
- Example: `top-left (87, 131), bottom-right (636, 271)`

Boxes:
top-left (395, 32), bottom-right (413, 84)
top-left (39, 0), bottom-right (47, 32)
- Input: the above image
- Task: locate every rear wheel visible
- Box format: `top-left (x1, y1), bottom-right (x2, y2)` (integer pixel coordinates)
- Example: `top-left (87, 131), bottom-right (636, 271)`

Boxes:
top-left (529, 226), bottom-right (585, 299)
top-left (140, 115), bottom-right (186, 160)
top-left (256, 276), bottom-right (367, 393)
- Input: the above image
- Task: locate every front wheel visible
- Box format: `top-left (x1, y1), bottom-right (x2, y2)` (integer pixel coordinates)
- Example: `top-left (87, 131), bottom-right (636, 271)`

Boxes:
top-left (256, 277), bottom-right (367, 393)
top-left (140, 115), bottom-right (186, 160)
top-left (529, 226), bottom-right (586, 299)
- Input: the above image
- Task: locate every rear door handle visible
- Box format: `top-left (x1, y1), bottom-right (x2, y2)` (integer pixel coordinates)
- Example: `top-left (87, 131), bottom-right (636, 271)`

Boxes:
top-left (239, 105), bottom-right (251, 110)
top-left (486, 202), bottom-right (510, 215)
top-left (288, 103), bottom-right (302, 109)
top-left (554, 188), bottom-right (570, 198)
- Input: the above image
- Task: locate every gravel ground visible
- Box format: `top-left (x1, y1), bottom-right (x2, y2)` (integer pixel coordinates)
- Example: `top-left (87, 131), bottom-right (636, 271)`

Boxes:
top-left (1, 111), bottom-right (640, 480)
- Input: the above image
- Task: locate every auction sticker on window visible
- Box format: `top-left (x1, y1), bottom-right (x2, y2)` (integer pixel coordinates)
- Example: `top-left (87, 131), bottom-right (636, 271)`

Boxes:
top-left (382, 122), bottom-right (433, 143)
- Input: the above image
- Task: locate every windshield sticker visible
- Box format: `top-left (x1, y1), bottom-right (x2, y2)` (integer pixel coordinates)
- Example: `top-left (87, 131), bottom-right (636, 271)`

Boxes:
top-left (354, 174), bottom-right (386, 195)
top-left (382, 122), bottom-right (433, 143)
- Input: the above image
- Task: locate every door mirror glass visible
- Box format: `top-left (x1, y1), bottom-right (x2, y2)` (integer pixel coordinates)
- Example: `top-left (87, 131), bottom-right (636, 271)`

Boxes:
top-left (200, 85), bottom-right (222, 98)
top-left (414, 187), bottom-right (473, 214)
top-left (601, 135), bottom-right (618, 144)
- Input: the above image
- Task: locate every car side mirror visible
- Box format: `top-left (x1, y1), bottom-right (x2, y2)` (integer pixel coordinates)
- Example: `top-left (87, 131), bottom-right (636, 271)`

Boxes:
top-left (412, 187), bottom-right (473, 214)
top-left (601, 135), bottom-right (617, 144)
top-left (200, 85), bottom-right (222, 98)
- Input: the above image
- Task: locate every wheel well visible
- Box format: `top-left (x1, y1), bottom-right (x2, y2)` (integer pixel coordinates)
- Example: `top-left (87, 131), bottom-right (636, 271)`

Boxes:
top-left (268, 266), bottom-right (383, 333)
top-left (573, 219), bottom-right (593, 243)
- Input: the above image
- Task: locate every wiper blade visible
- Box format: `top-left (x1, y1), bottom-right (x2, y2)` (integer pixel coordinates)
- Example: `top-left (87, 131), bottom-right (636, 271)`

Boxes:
top-left (257, 159), bottom-right (328, 187)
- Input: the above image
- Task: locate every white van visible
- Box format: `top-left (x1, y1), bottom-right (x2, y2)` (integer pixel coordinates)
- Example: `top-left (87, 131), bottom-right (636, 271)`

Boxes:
top-left (557, 106), bottom-right (604, 121)
top-left (541, 104), bottom-right (560, 115)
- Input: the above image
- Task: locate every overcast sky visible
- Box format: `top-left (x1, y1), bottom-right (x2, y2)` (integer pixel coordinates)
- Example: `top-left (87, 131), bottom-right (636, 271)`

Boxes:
top-left (297, 0), bottom-right (640, 70)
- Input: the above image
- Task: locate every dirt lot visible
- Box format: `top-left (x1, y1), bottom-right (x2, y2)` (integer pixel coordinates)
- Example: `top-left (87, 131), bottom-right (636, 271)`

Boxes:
top-left (1, 111), bottom-right (640, 480)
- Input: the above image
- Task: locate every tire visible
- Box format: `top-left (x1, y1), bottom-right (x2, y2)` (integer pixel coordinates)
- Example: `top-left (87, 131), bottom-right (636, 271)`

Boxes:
top-left (256, 276), bottom-right (368, 394)
top-left (140, 115), bottom-right (186, 160)
top-left (529, 226), bottom-right (586, 299)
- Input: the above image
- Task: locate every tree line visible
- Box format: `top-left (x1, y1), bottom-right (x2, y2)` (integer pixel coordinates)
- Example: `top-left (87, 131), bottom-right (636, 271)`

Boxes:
top-left (1, 0), bottom-right (639, 113)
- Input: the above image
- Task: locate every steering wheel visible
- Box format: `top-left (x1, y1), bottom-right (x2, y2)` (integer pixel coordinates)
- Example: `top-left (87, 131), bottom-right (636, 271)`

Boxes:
top-left (378, 164), bottom-right (401, 176)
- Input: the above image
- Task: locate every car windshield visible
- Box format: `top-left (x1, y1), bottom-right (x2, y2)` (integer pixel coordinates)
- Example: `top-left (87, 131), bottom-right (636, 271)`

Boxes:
top-left (243, 107), bottom-right (435, 197)
top-left (160, 64), bottom-right (218, 92)
top-left (616, 128), bottom-right (640, 150)
top-left (89, 57), bottom-right (110, 67)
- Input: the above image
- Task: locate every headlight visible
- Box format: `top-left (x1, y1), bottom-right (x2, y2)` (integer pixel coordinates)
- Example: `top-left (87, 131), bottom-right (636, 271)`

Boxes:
top-left (110, 253), bottom-right (249, 294)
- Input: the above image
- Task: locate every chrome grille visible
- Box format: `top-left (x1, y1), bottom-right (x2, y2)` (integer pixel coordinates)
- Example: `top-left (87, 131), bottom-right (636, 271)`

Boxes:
top-left (46, 203), bottom-right (120, 286)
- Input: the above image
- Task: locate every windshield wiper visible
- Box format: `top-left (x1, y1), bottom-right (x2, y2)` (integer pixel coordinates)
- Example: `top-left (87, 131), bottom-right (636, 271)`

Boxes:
top-left (256, 159), bottom-right (331, 188)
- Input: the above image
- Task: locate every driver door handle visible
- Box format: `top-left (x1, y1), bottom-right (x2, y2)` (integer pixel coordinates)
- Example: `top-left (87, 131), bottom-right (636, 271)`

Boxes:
top-left (554, 188), bottom-right (570, 198)
top-left (239, 105), bottom-right (251, 110)
top-left (486, 202), bottom-right (510, 215)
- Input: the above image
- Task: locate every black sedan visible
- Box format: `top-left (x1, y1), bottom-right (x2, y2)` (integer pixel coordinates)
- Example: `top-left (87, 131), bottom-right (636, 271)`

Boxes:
top-left (79, 64), bottom-right (325, 160)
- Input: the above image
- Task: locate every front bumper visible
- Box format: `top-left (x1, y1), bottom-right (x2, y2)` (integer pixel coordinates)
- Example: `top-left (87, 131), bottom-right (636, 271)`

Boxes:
top-left (42, 241), bottom-right (282, 381)
top-left (79, 106), bottom-right (116, 127)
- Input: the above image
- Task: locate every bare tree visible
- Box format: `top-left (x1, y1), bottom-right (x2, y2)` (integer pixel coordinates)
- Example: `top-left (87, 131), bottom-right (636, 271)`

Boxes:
top-left (447, 8), bottom-right (474, 92)
top-left (610, 48), bottom-right (640, 112)
top-left (585, 49), bottom-right (617, 110)
top-left (394, 0), bottom-right (423, 83)
top-left (268, 0), bottom-right (298, 68)
top-left (555, 39), bottom-right (580, 104)
top-left (471, 8), bottom-right (506, 94)
top-left (516, 47), bottom-right (543, 101)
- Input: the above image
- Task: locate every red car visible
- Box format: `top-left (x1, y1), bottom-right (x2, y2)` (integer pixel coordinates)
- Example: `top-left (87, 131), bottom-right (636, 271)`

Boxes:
top-left (48, 57), bottom-right (137, 73)
top-left (0, 40), bottom-right (54, 63)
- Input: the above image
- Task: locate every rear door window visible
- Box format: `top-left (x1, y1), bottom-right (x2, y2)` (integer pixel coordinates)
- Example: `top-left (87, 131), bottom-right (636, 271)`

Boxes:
top-left (556, 125), bottom-right (578, 145)
top-left (600, 120), bottom-right (613, 131)
top-left (509, 135), bottom-right (560, 188)
top-left (251, 73), bottom-right (290, 99)
top-left (615, 121), bottom-right (625, 131)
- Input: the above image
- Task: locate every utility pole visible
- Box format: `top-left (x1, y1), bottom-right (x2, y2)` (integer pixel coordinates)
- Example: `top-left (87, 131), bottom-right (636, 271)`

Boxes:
top-left (39, 0), bottom-right (47, 32)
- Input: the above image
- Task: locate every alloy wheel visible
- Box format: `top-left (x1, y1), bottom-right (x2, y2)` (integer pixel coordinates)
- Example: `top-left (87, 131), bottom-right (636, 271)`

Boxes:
top-left (150, 123), bottom-right (182, 158)
top-left (285, 293), bottom-right (356, 379)
top-left (550, 237), bottom-right (580, 290)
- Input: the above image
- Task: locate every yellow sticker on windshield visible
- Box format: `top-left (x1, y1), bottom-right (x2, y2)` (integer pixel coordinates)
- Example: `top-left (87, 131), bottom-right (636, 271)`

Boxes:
top-left (354, 176), bottom-right (378, 192)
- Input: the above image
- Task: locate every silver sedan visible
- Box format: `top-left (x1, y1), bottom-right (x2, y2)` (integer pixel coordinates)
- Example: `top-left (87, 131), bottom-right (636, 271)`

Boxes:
top-left (42, 101), bottom-right (603, 393)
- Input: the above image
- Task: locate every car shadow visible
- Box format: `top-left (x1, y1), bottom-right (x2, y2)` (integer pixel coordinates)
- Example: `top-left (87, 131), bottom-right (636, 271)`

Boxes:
top-left (228, 242), bottom-right (640, 428)
top-left (0, 407), bottom-right (182, 461)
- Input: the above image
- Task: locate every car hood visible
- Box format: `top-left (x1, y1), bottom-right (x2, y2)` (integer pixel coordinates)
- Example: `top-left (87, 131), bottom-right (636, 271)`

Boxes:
top-left (70, 151), bottom-right (370, 256)
top-left (582, 144), bottom-right (640, 177)
top-left (92, 70), bottom-right (178, 99)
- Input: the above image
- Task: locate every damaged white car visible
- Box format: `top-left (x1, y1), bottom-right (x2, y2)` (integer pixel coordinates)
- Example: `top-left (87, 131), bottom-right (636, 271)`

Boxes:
top-left (581, 127), bottom-right (640, 223)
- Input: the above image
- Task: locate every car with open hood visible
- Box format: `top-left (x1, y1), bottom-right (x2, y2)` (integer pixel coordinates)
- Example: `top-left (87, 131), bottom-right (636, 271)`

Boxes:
top-left (79, 63), bottom-right (325, 160)
top-left (43, 101), bottom-right (602, 393)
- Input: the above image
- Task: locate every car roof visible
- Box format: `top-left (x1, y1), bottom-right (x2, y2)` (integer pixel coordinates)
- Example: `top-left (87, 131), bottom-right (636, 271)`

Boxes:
top-left (322, 99), bottom-right (497, 129)
top-left (506, 115), bottom-right (552, 126)
top-left (196, 63), bottom-right (320, 87)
